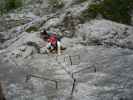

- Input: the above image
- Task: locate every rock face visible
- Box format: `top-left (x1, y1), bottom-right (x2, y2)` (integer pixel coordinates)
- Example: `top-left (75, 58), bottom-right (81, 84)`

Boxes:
top-left (0, 0), bottom-right (133, 100)
top-left (77, 19), bottom-right (133, 49)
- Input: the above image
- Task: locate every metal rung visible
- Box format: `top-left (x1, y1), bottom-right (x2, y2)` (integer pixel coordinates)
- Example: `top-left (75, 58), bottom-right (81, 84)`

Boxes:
top-left (56, 54), bottom-right (80, 66)
top-left (25, 74), bottom-right (58, 89)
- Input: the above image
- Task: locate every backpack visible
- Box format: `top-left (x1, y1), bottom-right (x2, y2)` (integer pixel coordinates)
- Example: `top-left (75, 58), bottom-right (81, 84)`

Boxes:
top-left (47, 32), bottom-right (62, 41)
top-left (48, 34), bottom-right (58, 47)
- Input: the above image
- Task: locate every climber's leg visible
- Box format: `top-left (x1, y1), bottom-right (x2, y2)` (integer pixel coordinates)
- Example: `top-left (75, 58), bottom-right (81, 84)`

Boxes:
top-left (57, 41), bottom-right (61, 55)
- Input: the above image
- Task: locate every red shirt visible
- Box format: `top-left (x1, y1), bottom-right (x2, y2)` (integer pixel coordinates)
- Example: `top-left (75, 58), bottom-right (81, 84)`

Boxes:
top-left (47, 34), bottom-right (57, 47)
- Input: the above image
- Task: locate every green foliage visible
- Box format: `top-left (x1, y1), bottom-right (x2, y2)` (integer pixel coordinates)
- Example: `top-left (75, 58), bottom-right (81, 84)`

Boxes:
top-left (26, 26), bottom-right (38, 33)
top-left (0, 0), bottom-right (23, 15)
top-left (81, 0), bottom-right (133, 24)
top-left (48, 0), bottom-right (64, 9)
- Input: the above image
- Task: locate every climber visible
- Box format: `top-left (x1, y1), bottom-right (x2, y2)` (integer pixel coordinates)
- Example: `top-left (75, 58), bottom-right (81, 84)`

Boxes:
top-left (40, 29), bottom-right (65, 55)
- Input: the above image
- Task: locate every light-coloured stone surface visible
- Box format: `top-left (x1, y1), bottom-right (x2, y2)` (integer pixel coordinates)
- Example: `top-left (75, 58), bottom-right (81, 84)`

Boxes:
top-left (77, 19), bottom-right (133, 49)
top-left (0, 0), bottom-right (133, 100)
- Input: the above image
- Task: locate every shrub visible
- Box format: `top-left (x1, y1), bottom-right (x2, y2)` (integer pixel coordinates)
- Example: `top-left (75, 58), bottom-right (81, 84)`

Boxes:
top-left (26, 26), bottom-right (38, 33)
top-left (48, 0), bottom-right (64, 10)
top-left (0, 0), bottom-right (23, 15)
top-left (81, 0), bottom-right (133, 24)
